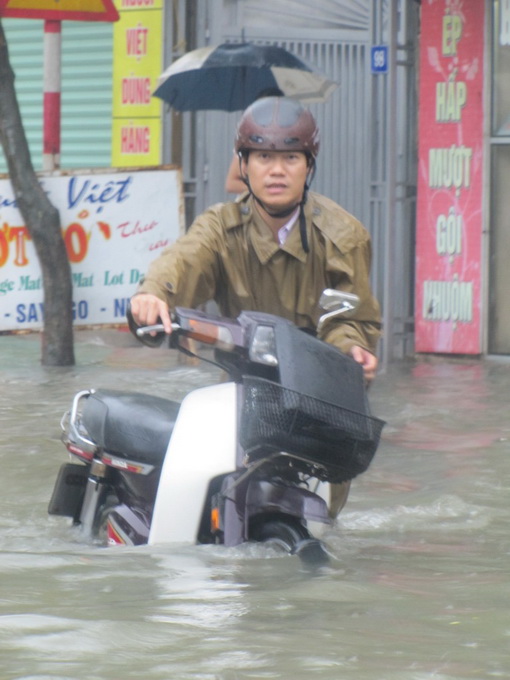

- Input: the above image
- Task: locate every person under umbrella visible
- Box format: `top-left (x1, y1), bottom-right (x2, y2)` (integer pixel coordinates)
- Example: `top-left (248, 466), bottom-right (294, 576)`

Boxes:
top-left (153, 42), bottom-right (337, 195)
top-left (130, 96), bottom-right (381, 517)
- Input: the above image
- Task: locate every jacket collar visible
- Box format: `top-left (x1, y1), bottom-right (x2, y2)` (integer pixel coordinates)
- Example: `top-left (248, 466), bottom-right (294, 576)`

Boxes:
top-left (228, 192), bottom-right (356, 257)
top-left (234, 195), bottom-right (311, 264)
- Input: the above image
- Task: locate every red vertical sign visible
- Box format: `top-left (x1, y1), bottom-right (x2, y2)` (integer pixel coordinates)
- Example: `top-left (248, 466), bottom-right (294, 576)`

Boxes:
top-left (415, 0), bottom-right (485, 354)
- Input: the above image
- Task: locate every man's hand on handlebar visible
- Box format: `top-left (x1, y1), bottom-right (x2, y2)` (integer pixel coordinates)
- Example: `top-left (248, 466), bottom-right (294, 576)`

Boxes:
top-left (130, 294), bottom-right (173, 334)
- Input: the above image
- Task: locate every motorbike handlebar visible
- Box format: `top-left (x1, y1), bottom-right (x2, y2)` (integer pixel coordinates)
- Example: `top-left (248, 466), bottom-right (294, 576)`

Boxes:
top-left (136, 323), bottom-right (180, 337)
top-left (126, 301), bottom-right (173, 348)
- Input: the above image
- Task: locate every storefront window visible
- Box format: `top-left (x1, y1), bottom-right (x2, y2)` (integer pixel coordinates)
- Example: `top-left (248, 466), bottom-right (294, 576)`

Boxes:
top-left (493, 0), bottom-right (510, 134)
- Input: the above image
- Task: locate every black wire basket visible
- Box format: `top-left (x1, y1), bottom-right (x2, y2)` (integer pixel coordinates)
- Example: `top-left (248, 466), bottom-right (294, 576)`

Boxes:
top-left (240, 377), bottom-right (385, 483)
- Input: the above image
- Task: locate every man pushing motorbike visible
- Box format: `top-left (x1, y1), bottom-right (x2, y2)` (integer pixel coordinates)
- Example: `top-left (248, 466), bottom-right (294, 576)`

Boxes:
top-left (130, 96), bottom-right (381, 516)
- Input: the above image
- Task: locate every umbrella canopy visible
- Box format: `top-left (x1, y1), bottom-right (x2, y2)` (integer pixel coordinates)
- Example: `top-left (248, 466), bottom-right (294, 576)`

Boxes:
top-left (153, 42), bottom-right (337, 112)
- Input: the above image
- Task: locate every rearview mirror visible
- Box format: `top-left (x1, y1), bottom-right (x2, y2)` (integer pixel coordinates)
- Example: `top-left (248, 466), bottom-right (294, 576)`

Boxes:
top-left (317, 289), bottom-right (360, 334)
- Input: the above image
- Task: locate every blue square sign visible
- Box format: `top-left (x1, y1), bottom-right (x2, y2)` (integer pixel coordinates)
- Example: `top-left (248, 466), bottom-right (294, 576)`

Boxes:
top-left (371, 45), bottom-right (388, 74)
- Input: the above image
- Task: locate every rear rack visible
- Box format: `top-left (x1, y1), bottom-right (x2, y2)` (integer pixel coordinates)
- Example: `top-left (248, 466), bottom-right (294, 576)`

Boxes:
top-left (61, 389), bottom-right (97, 456)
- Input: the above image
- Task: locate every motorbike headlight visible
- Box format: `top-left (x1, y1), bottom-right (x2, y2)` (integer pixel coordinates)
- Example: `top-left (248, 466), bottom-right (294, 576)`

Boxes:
top-left (249, 325), bottom-right (278, 366)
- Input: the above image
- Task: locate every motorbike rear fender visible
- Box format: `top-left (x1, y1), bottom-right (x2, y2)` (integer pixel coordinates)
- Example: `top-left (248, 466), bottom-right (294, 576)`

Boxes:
top-left (246, 479), bottom-right (332, 525)
top-left (149, 382), bottom-right (237, 545)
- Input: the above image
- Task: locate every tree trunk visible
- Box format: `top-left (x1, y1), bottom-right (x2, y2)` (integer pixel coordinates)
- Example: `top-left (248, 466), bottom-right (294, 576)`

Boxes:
top-left (0, 20), bottom-right (74, 365)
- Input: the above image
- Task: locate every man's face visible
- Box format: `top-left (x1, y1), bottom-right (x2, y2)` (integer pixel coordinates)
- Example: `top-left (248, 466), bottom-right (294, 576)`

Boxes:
top-left (242, 150), bottom-right (309, 212)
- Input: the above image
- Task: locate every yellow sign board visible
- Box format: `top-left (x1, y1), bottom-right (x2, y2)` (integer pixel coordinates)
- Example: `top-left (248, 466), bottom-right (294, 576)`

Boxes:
top-left (111, 118), bottom-right (162, 167)
top-left (111, 0), bottom-right (163, 167)
top-left (112, 9), bottom-right (162, 119)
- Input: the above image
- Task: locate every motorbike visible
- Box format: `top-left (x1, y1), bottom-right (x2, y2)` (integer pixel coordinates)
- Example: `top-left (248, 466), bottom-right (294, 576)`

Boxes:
top-left (48, 290), bottom-right (385, 563)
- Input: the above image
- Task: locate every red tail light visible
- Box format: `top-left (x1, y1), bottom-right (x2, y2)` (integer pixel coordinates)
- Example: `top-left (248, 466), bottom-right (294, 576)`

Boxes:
top-left (66, 443), bottom-right (94, 462)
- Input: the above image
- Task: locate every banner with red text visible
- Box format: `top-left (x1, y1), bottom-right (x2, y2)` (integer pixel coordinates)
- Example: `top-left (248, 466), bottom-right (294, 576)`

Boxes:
top-left (415, 0), bottom-right (485, 354)
top-left (0, 168), bottom-right (183, 330)
top-left (111, 0), bottom-right (164, 167)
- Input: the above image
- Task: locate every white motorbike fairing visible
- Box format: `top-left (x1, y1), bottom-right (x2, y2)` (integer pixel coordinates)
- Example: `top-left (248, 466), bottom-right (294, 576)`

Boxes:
top-left (148, 382), bottom-right (237, 545)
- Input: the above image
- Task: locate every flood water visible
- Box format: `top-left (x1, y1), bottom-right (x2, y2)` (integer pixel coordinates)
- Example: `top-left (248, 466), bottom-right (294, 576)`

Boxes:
top-left (1, 329), bottom-right (510, 679)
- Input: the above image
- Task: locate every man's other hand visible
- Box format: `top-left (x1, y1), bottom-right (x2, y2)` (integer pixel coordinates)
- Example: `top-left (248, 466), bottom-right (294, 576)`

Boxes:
top-left (350, 345), bottom-right (378, 383)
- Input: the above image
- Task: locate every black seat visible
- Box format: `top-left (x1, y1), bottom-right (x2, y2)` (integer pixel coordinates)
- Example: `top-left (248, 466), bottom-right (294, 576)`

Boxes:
top-left (81, 389), bottom-right (180, 466)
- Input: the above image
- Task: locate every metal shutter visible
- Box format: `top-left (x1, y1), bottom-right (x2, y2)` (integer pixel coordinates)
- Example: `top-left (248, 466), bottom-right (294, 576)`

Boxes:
top-left (0, 19), bottom-right (44, 171)
top-left (0, 18), bottom-right (113, 172)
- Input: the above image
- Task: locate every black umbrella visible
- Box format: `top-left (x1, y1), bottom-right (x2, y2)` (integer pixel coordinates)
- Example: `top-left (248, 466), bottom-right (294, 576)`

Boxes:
top-left (153, 42), bottom-right (337, 112)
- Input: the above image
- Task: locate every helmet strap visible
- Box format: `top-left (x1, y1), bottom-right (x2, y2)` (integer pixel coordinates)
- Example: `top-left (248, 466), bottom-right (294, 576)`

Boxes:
top-left (299, 191), bottom-right (309, 254)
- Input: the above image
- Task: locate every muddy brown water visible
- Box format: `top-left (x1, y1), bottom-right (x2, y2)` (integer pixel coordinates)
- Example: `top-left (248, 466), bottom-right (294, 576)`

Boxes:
top-left (1, 329), bottom-right (509, 679)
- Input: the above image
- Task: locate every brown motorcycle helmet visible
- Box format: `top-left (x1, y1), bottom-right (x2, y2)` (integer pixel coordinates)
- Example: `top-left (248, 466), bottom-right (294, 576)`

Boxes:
top-left (235, 96), bottom-right (320, 160)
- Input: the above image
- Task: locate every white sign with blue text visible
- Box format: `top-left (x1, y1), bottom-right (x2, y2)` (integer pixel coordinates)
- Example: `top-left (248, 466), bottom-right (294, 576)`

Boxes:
top-left (0, 168), bottom-right (183, 331)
